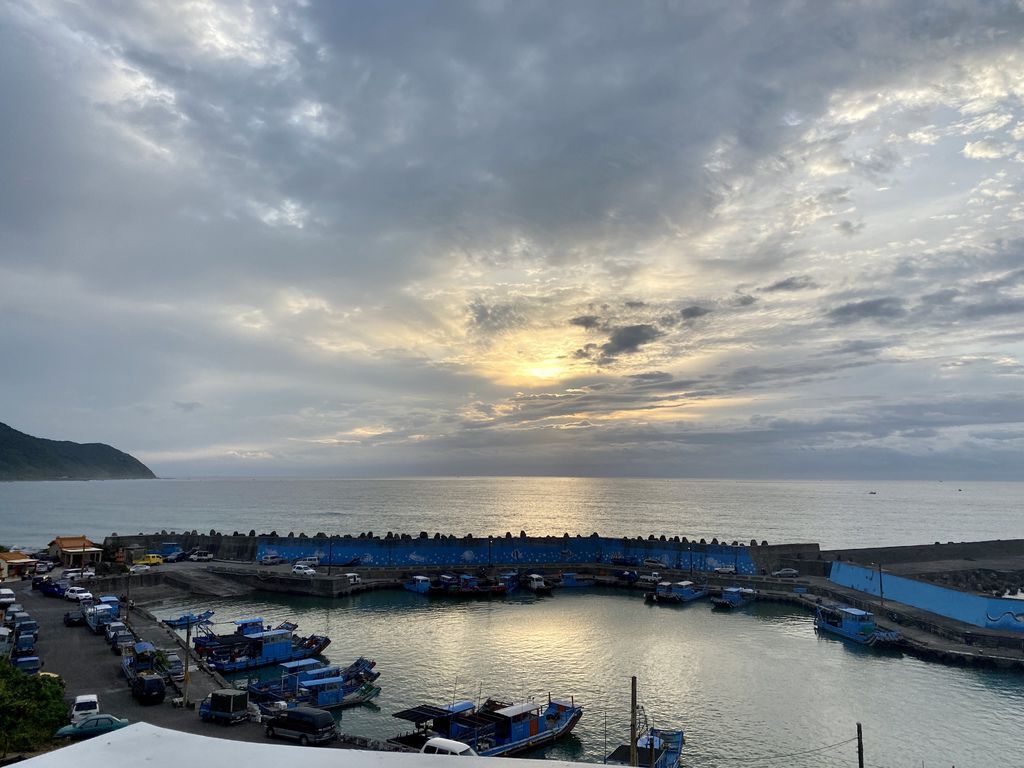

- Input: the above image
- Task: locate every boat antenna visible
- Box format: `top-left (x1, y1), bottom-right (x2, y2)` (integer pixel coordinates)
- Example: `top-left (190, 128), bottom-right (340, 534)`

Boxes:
top-left (452, 674), bottom-right (458, 708)
top-left (603, 709), bottom-right (608, 764)
top-left (630, 676), bottom-right (638, 767)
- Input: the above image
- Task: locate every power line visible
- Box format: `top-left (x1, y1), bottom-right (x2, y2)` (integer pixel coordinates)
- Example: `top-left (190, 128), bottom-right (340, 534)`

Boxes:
top-left (705, 736), bottom-right (859, 765)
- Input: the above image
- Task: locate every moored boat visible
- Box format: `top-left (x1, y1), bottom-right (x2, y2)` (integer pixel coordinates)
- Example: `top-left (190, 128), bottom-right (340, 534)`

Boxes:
top-left (645, 580), bottom-right (708, 605)
top-left (710, 586), bottom-right (755, 610)
top-left (193, 618), bottom-right (331, 672)
top-left (557, 572), bottom-right (595, 588)
top-left (607, 727), bottom-right (685, 768)
top-left (814, 605), bottom-right (903, 647)
top-left (403, 576), bottom-right (443, 596)
top-left (390, 695), bottom-right (583, 756)
top-left (163, 609), bottom-right (214, 628)
top-left (524, 574), bottom-right (554, 595)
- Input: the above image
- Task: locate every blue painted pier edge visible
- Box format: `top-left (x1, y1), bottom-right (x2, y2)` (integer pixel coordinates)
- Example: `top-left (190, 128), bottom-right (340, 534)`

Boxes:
top-left (254, 534), bottom-right (759, 575)
top-left (829, 562), bottom-right (1024, 633)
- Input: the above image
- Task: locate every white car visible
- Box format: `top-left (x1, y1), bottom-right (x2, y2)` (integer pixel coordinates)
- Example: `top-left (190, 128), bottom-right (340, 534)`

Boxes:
top-left (71, 694), bottom-right (100, 724)
top-left (189, 551), bottom-right (214, 562)
top-left (65, 587), bottom-right (94, 602)
top-left (128, 564), bottom-right (150, 574)
top-left (714, 565), bottom-right (737, 574)
top-left (291, 564), bottom-right (316, 577)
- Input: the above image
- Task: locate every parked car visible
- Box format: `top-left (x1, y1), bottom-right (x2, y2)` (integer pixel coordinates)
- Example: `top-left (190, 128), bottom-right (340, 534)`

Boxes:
top-left (293, 556), bottom-right (320, 567)
top-left (135, 554), bottom-right (164, 566)
top-left (189, 551), bottom-right (214, 562)
top-left (638, 572), bottom-right (662, 585)
top-left (40, 579), bottom-right (68, 598)
top-left (55, 714), bottom-right (129, 740)
top-left (105, 621), bottom-right (127, 644)
top-left (110, 630), bottom-right (135, 654)
top-left (264, 706), bottom-right (338, 745)
top-left (292, 564), bottom-right (317, 577)
top-left (714, 565), bottom-right (737, 574)
top-left (128, 564), bottom-right (151, 574)
top-left (70, 694), bottom-right (100, 724)
top-left (259, 554), bottom-right (285, 566)
top-left (771, 568), bottom-right (800, 578)
top-left (422, 737), bottom-right (478, 756)
top-left (61, 568), bottom-right (84, 581)
top-left (0, 588), bottom-right (15, 606)
top-left (163, 550), bottom-right (187, 563)
top-left (64, 587), bottom-right (93, 602)
top-left (643, 558), bottom-right (667, 568)
top-left (63, 609), bottom-right (87, 627)
top-left (343, 572), bottom-right (361, 585)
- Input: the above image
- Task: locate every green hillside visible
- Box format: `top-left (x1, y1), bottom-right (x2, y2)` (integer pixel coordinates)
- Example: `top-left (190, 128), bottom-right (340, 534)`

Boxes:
top-left (0, 422), bottom-right (155, 481)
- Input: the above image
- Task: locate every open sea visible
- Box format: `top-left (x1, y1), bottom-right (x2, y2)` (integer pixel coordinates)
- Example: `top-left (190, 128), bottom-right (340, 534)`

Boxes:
top-left (2, 476), bottom-right (1022, 767)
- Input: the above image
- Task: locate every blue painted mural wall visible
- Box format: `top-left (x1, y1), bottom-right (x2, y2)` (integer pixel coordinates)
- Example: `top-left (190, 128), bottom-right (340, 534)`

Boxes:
top-left (255, 536), bottom-right (757, 574)
top-left (829, 562), bottom-right (1024, 632)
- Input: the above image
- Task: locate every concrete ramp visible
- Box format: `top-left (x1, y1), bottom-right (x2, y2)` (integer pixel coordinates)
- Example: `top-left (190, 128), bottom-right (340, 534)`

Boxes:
top-left (162, 569), bottom-right (254, 597)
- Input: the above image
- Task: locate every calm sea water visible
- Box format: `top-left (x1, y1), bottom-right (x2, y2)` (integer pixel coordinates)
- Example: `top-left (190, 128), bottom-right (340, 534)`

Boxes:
top-left (4, 476), bottom-right (1021, 765)
top-left (150, 587), bottom-right (1023, 768)
top-left (1, 476), bottom-right (1022, 550)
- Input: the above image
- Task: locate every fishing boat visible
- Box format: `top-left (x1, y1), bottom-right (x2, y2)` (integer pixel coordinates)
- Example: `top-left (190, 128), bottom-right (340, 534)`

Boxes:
top-left (523, 574), bottom-right (555, 595)
top-left (606, 679), bottom-right (683, 768)
top-left (163, 609), bottom-right (214, 628)
top-left (557, 572), bottom-right (595, 588)
top-left (249, 657), bottom-right (378, 703)
top-left (710, 586), bottom-right (756, 610)
top-left (435, 573), bottom-right (508, 597)
top-left (390, 695), bottom-right (583, 756)
top-left (498, 572), bottom-right (521, 592)
top-left (193, 618), bottom-right (331, 672)
top-left (645, 581), bottom-right (708, 605)
top-left (814, 605), bottom-right (903, 647)
top-left (403, 576), bottom-right (444, 596)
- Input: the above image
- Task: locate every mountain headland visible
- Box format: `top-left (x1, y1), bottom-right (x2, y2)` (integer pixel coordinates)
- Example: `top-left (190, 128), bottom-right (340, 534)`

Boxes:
top-left (0, 421), bottom-right (155, 481)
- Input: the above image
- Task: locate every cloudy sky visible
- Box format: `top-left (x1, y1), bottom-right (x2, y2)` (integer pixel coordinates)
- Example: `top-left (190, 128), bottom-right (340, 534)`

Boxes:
top-left (2, 1), bottom-right (1024, 479)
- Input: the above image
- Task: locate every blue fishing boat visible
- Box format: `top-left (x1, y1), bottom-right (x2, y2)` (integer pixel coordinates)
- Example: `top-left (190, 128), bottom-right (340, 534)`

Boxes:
top-left (814, 605), bottom-right (903, 647)
top-left (498, 572), bottom-right (521, 592)
top-left (193, 618), bottom-right (330, 672)
top-left (710, 587), bottom-right (756, 610)
top-left (249, 657), bottom-right (380, 711)
top-left (558, 572), bottom-right (595, 588)
top-left (390, 695), bottom-right (583, 756)
top-left (163, 609), bottom-right (214, 628)
top-left (403, 576), bottom-right (447, 596)
top-left (607, 728), bottom-right (685, 768)
top-left (645, 580), bottom-right (708, 604)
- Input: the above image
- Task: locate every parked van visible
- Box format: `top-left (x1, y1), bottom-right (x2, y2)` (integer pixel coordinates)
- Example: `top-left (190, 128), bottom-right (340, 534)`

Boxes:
top-left (135, 554), bottom-right (164, 566)
top-left (132, 675), bottom-right (166, 705)
top-left (344, 573), bottom-right (361, 585)
top-left (421, 737), bottom-right (478, 756)
top-left (263, 706), bottom-right (338, 745)
top-left (638, 572), bottom-right (662, 585)
top-left (294, 556), bottom-right (320, 568)
top-left (0, 588), bottom-right (15, 606)
top-left (62, 568), bottom-right (84, 581)
top-left (71, 694), bottom-right (100, 724)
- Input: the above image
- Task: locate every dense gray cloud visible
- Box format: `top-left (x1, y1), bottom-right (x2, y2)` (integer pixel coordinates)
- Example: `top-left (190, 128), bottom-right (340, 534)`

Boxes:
top-left (1, 0), bottom-right (1024, 478)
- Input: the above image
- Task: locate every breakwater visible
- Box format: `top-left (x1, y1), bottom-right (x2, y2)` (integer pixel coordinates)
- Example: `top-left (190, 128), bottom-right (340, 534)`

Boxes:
top-left (104, 530), bottom-right (819, 574)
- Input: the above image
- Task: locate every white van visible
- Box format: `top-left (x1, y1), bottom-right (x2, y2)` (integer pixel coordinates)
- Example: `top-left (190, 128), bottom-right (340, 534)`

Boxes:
top-left (344, 573), bottom-right (361, 585)
top-left (638, 572), bottom-right (662, 585)
top-left (421, 737), bottom-right (478, 756)
top-left (0, 588), bottom-right (15, 607)
top-left (71, 694), bottom-right (100, 724)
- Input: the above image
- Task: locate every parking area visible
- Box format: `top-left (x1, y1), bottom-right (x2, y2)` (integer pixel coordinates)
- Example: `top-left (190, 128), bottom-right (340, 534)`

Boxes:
top-left (11, 580), bottom-right (287, 745)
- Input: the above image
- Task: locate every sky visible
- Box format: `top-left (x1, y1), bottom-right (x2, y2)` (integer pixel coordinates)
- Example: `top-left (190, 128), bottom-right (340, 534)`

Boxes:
top-left (2, 1), bottom-right (1024, 480)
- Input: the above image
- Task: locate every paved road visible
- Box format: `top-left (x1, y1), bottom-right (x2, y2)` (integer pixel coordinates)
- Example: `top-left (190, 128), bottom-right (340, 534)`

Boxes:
top-left (12, 579), bottom-right (299, 745)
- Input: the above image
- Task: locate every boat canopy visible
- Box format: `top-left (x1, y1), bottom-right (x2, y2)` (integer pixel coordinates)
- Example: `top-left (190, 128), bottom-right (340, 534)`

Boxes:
top-left (494, 702), bottom-right (540, 718)
top-left (300, 675), bottom-right (349, 687)
top-left (134, 642), bottom-right (156, 654)
top-left (249, 629), bottom-right (290, 640)
top-left (234, 618), bottom-right (264, 625)
top-left (840, 607), bottom-right (870, 617)
top-left (412, 576), bottom-right (430, 583)
top-left (279, 659), bottom-right (321, 671)
top-left (675, 581), bottom-right (695, 588)
top-left (393, 704), bottom-right (457, 724)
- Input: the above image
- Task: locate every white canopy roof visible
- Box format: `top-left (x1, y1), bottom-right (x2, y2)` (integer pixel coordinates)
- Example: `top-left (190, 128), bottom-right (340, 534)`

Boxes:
top-left (21, 723), bottom-right (590, 768)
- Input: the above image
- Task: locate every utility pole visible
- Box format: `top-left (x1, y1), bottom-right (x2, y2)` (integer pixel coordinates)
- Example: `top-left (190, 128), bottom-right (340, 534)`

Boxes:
top-left (184, 619), bottom-right (192, 707)
top-left (857, 722), bottom-right (864, 768)
top-left (878, 564), bottom-right (885, 609)
top-left (630, 676), bottom-right (638, 767)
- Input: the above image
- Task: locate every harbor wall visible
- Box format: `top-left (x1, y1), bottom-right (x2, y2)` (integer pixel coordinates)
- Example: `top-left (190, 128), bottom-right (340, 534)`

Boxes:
top-left (822, 539), bottom-right (1024, 566)
top-left (829, 562), bottom-right (1024, 632)
top-left (99, 532), bottom-right (814, 575)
